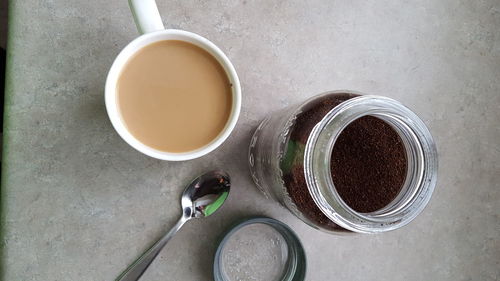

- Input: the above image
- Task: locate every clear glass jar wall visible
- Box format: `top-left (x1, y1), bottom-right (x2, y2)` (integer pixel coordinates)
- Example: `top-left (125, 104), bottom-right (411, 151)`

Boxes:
top-left (248, 91), bottom-right (438, 234)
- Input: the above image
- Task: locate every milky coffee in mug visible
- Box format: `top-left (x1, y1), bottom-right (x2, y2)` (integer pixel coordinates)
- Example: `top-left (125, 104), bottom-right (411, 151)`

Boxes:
top-left (116, 40), bottom-right (233, 153)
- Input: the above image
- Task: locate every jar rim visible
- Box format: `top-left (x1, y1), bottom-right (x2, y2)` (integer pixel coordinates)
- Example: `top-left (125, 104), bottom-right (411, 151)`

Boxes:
top-left (304, 93), bottom-right (438, 233)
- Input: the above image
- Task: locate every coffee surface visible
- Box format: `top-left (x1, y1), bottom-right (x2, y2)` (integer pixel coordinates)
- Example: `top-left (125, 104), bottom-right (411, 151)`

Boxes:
top-left (117, 40), bottom-right (232, 152)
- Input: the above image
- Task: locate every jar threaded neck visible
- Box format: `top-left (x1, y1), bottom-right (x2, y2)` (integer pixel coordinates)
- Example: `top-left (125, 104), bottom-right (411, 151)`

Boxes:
top-left (304, 95), bottom-right (438, 233)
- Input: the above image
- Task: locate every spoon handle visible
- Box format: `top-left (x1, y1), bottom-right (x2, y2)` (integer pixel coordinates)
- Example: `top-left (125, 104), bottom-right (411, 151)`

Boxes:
top-left (116, 216), bottom-right (189, 281)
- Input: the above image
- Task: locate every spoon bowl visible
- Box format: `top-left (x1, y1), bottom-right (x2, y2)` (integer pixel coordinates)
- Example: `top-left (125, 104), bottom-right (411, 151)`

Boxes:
top-left (183, 170), bottom-right (231, 218)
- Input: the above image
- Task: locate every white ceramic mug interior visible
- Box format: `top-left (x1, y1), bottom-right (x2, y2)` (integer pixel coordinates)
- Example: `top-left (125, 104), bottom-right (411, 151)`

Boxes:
top-left (105, 0), bottom-right (241, 161)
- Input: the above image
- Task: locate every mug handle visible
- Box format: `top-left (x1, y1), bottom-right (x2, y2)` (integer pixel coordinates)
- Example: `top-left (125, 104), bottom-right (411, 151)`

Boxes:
top-left (128, 0), bottom-right (165, 34)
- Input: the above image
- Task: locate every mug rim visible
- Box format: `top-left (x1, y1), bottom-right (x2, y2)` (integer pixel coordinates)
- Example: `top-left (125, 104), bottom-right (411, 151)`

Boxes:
top-left (105, 29), bottom-right (241, 161)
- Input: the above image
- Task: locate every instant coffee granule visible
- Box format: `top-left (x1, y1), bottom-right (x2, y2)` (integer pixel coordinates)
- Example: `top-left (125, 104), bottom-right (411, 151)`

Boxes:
top-left (330, 116), bottom-right (407, 213)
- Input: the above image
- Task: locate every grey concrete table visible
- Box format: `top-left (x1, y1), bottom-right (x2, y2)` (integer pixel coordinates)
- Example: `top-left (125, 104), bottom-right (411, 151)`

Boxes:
top-left (2, 0), bottom-right (499, 280)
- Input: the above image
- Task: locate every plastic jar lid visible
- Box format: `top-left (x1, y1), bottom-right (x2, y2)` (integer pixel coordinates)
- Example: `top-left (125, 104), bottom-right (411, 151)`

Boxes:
top-left (214, 217), bottom-right (306, 281)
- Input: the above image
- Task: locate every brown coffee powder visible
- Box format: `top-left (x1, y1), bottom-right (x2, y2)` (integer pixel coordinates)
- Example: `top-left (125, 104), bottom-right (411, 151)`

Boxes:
top-left (331, 116), bottom-right (407, 213)
top-left (281, 93), bottom-right (407, 230)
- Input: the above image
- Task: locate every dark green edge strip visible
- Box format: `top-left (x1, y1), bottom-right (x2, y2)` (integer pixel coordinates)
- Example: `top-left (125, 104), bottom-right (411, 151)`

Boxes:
top-left (1, 1), bottom-right (15, 279)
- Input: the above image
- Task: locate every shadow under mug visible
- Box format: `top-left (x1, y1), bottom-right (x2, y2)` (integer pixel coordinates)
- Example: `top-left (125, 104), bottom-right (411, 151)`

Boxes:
top-left (105, 0), bottom-right (241, 161)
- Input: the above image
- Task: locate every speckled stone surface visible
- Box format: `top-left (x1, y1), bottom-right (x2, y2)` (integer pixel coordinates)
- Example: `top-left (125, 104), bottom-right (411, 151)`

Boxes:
top-left (2, 0), bottom-right (499, 280)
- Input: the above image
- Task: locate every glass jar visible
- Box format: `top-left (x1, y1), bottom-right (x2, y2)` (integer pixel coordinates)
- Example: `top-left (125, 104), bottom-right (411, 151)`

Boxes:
top-left (248, 91), bottom-right (438, 234)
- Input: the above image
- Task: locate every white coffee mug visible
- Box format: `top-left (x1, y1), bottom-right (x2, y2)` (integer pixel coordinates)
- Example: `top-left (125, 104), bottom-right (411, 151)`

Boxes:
top-left (105, 0), bottom-right (241, 161)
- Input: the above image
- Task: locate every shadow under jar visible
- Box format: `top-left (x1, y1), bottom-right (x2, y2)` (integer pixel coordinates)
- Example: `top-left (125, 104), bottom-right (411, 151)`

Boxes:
top-left (248, 91), bottom-right (438, 234)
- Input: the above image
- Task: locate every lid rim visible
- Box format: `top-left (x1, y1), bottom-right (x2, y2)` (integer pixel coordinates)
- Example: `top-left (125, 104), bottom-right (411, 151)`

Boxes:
top-left (213, 216), bottom-right (306, 281)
